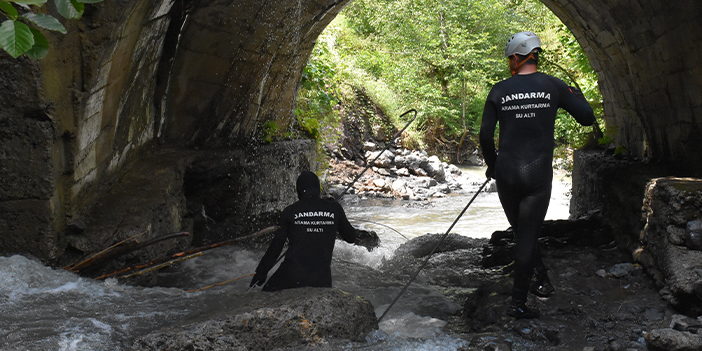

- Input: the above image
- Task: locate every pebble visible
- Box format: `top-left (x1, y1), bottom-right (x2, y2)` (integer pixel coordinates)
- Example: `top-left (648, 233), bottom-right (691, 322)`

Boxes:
top-left (609, 263), bottom-right (635, 277)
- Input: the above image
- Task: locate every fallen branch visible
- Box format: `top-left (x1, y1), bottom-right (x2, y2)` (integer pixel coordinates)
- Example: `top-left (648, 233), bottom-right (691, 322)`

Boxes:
top-left (187, 273), bottom-right (254, 293)
top-left (96, 226), bottom-right (279, 280)
top-left (66, 219), bottom-right (126, 270)
top-left (65, 231), bottom-right (190, 273)
top-left (118, 252), bottom-right (204, 280)
top-left (64, 231), bottom-right (147, 271)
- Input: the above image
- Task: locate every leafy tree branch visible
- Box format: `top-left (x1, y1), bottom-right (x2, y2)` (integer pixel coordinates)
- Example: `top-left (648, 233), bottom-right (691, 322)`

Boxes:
top-left (0, 0), bottom-right (102, 59)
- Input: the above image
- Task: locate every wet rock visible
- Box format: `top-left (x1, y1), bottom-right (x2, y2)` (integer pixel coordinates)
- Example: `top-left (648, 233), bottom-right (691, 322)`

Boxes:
top-left (609, 263), bottom-right (635, 277)
top-left (395, 153), bottom-right (426, 173)
top-left (391, 179), bottom-right (407, 196)
top-left (66, 220), bottom-right (87, 235)
top-left (327, 184), bottom-right (350, 199)
top-left (423, 155), bottom-right (446, 181)
top-left (366, 149), bottom-right (395, 168)
top-left (670, 314), bottom-right (702, 333)
top-left (130, 288), bottom-right (378, 351)
top-left (414, 176), bottom-right (438, 189)
top-left (465, 154), bottom-right (484, 167)
top-left (667, 225), bottom-right (686, 246)
top-left (685, 219), bottom-right (702, 251)
top-left (394, 233), bottom-right (486, 259)
top-left (396, 167), bottom-right (410, 176)
top-left (645, 328), bottom-right (702, 351)
top-left (467, 333), bottom-right (512, 350)
top-left (638, 177), bottom-right (702, 314)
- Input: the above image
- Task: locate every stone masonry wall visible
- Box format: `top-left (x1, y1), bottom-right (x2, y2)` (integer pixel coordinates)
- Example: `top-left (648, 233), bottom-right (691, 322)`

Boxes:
top-left (162, 0), bottom-right (353, 148)
top-left (542, 0), bottom-right (702, 170)
top-left (640, 178), bottom-right (702, 315)
top-left (0, 56), bottom-right (58, 259)
top-left (571, 150), bottom-right (702, 315)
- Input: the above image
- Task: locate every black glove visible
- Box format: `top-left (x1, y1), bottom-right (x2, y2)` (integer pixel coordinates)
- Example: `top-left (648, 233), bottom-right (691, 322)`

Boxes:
top-left (249, 272), bottom-right (267, 288)
top-left (485, 166), bottom-right (495, 180)
top-left (568, 86), bottom-right (587, 102)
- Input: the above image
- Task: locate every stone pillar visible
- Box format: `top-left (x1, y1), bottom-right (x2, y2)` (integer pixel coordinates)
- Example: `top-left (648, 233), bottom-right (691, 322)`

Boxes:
top-left (639, 177), bottom-right (702, 315)
top-left (541, 0), bottom-right (702, 170)
top-left (184, 140), bottom-right (317, 246)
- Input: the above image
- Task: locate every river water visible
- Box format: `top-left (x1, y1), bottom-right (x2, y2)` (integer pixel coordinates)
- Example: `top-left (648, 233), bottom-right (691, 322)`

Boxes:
top-left (0, 167), bottom-right (572, 350)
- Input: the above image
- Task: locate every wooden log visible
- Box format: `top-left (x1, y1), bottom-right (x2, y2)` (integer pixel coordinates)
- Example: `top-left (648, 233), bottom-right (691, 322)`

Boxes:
top-left (95, 226), bottom-right (279, 280)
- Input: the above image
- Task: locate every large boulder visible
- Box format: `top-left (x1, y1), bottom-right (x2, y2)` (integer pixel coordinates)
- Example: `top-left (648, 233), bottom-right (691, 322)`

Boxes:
top-left (130, 288), bottom-right (378, 350)
top-left (645, 328), bottom-right (702, 351)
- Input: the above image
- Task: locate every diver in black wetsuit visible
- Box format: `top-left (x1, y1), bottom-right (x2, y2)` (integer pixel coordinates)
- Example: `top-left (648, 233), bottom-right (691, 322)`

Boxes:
top-left (479, 31), bottom-right (595, 319)
top-left (249, 171), bottom-right (357, 292)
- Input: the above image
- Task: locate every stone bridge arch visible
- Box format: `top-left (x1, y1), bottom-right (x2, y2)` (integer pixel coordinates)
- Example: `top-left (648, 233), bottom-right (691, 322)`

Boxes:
top-left (1, 0), bottom-right (701, 263)
top-left (541, 0), bottom-right (702, 167)
top-left (161, 0), bottom-right (702, 164)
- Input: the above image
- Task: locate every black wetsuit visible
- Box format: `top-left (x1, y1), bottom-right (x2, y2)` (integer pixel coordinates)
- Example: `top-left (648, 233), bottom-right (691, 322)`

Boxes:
top-left (254, 175), bottom-right (356, 292)
top-left (479, 72), bottom-right (595, 304)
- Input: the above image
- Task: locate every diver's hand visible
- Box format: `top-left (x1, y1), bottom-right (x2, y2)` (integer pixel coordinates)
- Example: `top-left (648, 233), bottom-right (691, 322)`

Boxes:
top-left (485, 166), bottom-right (495, 180)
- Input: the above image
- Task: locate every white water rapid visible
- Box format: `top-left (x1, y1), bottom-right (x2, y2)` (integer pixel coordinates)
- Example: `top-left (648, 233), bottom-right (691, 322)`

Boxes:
top-left (0, 166), bottom-right (572, 350)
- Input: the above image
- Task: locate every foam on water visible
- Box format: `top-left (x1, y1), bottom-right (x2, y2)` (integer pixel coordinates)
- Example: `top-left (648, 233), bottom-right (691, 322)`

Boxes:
top-left (333, 239), bottom-right (396, 270)
top-left (378, 312), bottom-right (447, 339)
top-left (0, 255), bottom-right (197, 350)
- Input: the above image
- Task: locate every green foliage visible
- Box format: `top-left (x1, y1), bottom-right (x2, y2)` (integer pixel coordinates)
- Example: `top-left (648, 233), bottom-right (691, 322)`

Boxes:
top-left (614, 145), bottom-right (627, 157)
top-left (261, 120), bottom-right (279, 144)
top-left (300, 0), bottom-right (605, 158)
top-left (0, 0), bottom-right (100, 59)
top-left (295, 41), bottom-right (338, 142)
top-left (295, 113), bottom-right (320, 140)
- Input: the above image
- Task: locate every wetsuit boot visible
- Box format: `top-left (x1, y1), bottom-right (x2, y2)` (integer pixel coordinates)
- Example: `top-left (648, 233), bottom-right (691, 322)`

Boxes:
top-left (507, 299), bottom-right (540, 319)
top-left (530, 269), bottom-right (554, 297)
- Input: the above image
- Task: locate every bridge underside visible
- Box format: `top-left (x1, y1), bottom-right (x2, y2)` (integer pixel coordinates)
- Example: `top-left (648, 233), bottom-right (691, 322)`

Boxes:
top-left (0, 0), bottom-right (700, 263)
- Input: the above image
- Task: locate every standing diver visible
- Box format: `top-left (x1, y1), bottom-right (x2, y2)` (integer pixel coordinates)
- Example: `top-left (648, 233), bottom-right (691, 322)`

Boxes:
top-left (250, 171), bottom-right (357, 291)
top-left (479, 31), bottom-right (595, 318)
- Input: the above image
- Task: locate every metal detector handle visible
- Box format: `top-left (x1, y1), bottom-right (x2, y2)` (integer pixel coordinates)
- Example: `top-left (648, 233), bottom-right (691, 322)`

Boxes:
top-left (336, 109), bottom-right (418, 201)
top-left (376, 178), bottom-right (492, 323)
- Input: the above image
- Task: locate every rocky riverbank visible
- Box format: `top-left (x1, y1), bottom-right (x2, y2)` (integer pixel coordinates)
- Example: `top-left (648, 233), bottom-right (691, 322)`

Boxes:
top-left (324, 144), bottom-right (491, 201)
top-left (130, 288), bottom-right (377, 350)
top-left (386, 219), bottom-right (701, 351)
top-left (126, 217), bottom-right (702, 351)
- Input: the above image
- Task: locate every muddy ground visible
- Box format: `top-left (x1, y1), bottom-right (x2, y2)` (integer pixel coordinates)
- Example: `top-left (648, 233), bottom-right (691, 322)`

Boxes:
top-left (458, 227), bottom-right (669, 350)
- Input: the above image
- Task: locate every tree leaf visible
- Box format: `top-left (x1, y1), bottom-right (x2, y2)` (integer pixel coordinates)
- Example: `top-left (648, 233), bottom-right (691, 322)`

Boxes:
top-left (24, 26), bottom-right (48, 59)
top-left (0, 19), bottom-right (34, 58)
top-left (8, 0), bottom-right (47, 5)
top-left (22, 12), bottom-right (67, 34)
top-left (55, 0), bottom-right (84, 19)
top-left (0, 2), bottom-right (19, 20)
top-left (75, 0), bottom-right (104, 3)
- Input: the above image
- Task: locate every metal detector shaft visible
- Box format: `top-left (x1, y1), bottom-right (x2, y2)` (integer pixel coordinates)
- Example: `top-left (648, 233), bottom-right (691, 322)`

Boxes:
top-left (335, 109), bottom-right (418, 201)
top-left (377, 178), bottom-right (492, 323)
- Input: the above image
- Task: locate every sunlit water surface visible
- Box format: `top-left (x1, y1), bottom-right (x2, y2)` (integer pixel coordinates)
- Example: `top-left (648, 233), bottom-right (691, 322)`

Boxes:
top-left (0, 166), bottom-right (572, 350)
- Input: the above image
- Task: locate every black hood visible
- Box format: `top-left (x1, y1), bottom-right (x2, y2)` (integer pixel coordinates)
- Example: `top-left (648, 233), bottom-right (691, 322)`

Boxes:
top-left (296, 171), bottom-right (320, 200)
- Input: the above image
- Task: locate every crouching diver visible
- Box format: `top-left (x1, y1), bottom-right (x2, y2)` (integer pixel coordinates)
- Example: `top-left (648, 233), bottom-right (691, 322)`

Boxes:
top-left (249, 171), bottom-right (357, 291)
top-left (479, 31), bottom-right (595, 319)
